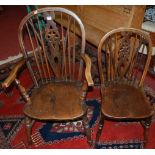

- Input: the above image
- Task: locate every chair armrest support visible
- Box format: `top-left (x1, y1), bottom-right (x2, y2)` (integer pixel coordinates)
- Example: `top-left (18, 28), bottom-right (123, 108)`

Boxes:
top-left (81, 54), bottom-right (94, 86)
top-left (1, 60), bottom-right (25, 88)
top-left (15, 79), bottom-right (31, 104)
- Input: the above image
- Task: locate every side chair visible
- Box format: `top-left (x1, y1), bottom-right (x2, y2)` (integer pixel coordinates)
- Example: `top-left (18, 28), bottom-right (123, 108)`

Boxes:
top-left (95, 27), bottom-right (155, 148)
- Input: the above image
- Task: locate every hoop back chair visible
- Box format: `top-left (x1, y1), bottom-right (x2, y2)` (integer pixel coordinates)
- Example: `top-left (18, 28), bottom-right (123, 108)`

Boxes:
top-left (96, 28), bottom-right (155, 148)
top-left (2, 7), bottom-right (94, 146)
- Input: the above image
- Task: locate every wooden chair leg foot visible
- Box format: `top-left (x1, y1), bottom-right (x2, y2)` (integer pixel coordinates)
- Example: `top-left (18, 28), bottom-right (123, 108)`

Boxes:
top-left (141, 117), bottom-right (152, 148)
top-left (25, 117), bottom-right (34, 145)
top-left (95, 114), bottom-right (104, 148)
top-left (82, 114), bottom-right (92, 147)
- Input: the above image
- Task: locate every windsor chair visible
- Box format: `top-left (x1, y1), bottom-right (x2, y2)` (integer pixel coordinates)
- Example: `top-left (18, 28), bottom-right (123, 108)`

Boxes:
top-left (2, 7), bottom-right (94, 146)
top-left (95, 28), bottom-right (155, 148)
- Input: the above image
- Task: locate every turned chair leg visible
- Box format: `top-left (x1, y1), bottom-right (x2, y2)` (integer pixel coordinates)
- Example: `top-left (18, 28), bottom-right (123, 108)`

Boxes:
top-left (95, 113), bottom-right (105, 148)
top-left (25, 116), bottom-right (34, 145)
top-left (141, 117), bottom-right (152, 148)
top-left (82, 114), bottom-right (92, 147)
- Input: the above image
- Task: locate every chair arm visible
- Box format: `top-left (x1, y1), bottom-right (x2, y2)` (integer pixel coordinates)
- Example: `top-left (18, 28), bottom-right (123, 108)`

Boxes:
top-left (81, 54), bottom-right (94, 86)
top-left (1, 60), bottom-right (25, 88)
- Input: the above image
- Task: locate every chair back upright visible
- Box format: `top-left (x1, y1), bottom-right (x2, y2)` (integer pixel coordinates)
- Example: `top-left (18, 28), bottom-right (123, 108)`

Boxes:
top-left (18, 7), bottom-right (86, 87)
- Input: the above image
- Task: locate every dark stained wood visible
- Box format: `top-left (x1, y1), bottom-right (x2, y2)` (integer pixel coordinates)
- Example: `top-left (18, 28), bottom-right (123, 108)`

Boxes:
top-left (18, 7), bottom-right (86, 84)
top-left (25, 117), bottom-right (33, 145)
top-left (95, 113), bottom-right (105, 148)
top-left (1, 60), bottom-right (25, 88)
top-left (1, 7), bottom-right (94, 147)
top-left (24, 81), bottom-right (84, 120)
top-left (82, 113), bottom-right (92, 146)
top-left (102, 84), bottom-right (154, 119)
top-left (96, 28), bottom-right (155, 148)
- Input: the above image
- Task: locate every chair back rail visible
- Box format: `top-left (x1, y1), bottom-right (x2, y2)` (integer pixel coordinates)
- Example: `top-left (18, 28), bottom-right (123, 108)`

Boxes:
top-left (18, 7), bottom-right (85, 87)
top-left (98, 28), bottom-right (152, 88)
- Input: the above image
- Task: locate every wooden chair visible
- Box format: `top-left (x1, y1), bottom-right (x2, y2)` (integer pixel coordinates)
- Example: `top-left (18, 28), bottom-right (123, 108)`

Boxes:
top-left (1, 7), bottom-right (94, 146)
top-left (95, 28), bottom-right (155, 148)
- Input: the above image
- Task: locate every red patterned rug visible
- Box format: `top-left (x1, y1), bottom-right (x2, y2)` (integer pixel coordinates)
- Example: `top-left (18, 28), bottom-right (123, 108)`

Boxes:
top-left (0, 68), bottom-right (155, 149)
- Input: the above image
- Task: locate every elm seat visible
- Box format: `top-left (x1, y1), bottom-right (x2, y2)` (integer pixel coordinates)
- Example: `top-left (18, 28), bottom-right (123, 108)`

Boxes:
top-left (24, 81), bottom-right (85, 120)
top-left (102, 84), bottom-right (154, 119)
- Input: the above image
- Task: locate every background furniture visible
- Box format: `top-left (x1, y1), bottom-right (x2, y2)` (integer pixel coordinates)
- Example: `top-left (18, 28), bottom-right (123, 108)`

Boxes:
top-left (0, 6), bottom-right (3, 11)
top-left (96, 28), bottom-right (155, 148)
top-left (2, 7), bottom-right (94, 146)
top-left (142, 21), bottom-right (155, 75)
top-left (40, 6), bottom-right (146, 47)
